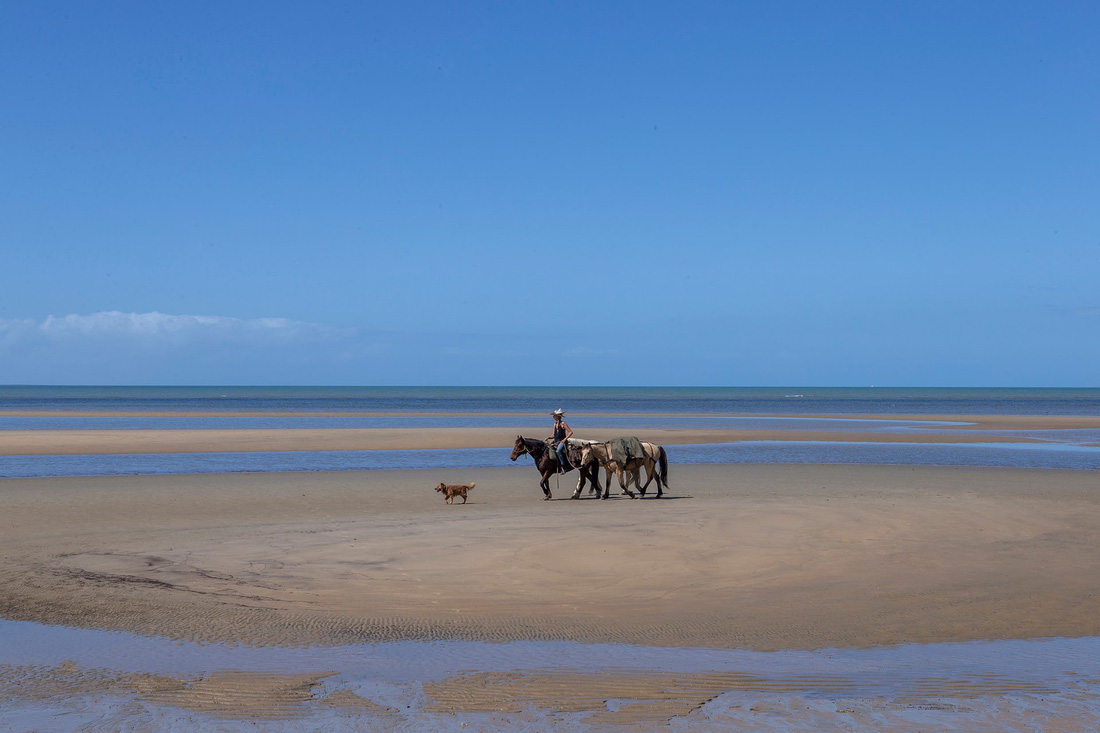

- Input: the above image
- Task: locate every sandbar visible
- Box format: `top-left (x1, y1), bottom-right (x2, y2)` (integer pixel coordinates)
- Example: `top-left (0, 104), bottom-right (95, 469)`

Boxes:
top-left (7, 412), bottom-right (1100, 455)
top-left (1, 463), bottom-right (1097, 651)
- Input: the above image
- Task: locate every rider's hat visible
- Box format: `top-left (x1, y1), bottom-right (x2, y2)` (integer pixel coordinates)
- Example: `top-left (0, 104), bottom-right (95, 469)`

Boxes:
top-left (552, 408), bottom-right (565, 417)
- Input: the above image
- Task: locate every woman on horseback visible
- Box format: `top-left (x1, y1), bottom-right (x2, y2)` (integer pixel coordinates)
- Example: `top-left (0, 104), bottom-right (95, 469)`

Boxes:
top-left (548, 408), bottom-right (573, 473)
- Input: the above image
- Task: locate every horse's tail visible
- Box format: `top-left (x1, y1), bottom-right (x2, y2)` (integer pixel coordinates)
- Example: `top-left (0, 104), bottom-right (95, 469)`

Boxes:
top-left (658, 446), bottom-right (669, 488)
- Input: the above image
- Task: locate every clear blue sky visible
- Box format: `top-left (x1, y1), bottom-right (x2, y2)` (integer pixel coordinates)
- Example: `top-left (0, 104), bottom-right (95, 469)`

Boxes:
top-left (1, 1), bottom-right (1097, 386)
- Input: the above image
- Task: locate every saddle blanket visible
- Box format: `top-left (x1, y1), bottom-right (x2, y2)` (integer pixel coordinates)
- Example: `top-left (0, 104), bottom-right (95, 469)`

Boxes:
top-left (609, 436), bottom-right (645, 465)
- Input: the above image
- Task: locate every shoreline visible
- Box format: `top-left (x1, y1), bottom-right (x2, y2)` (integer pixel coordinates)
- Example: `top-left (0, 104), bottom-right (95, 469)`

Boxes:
top-left (2, 463), bottom-right (1098, 651)
top-left (3, 413), bottom-right (1099, 455)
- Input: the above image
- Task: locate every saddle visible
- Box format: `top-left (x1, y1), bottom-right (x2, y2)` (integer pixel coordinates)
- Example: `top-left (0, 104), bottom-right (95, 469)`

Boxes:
top-left (546, 438), bottom-right (571, 469)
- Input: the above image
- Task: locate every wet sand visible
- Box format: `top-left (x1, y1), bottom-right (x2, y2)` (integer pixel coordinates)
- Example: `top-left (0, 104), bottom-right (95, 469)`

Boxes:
top-left (4, 411), bottom-right (1100, 455)
top-left (1, 462), bottom-right (1098, 651)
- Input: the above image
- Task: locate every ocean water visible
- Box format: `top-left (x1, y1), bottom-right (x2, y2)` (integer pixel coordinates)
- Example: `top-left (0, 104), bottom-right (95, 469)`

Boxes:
top-left (2, 385), bottom-right (1100, 416)
top-left (2, 386), bottom-right (1098, 477)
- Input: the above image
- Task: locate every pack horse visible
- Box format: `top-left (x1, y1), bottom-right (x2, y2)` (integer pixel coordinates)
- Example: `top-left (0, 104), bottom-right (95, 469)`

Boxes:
top-left (580, 437), bottom-right (669, 499)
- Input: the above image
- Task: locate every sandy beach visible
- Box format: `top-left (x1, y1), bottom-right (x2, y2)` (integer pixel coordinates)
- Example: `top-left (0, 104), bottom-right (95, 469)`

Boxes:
top-left (3, 418), bottom-right (1100, 727)
top-left (2, 461), bottom-right (1097, 651)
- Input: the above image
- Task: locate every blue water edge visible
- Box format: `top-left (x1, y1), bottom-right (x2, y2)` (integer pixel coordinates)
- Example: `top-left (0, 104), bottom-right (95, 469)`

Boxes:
top-left (2, 441), bottom-right (1098, 479)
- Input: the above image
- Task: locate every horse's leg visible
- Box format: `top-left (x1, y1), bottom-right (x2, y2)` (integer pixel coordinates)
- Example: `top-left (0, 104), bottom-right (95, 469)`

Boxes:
top-left (571, 463), bottom-right (585, 499)
top-left (537, 457), bottom-right (553, 500)
top-left (638, 460), bottom-right (657, 497)
top-left (617, 466), bottom-right (636, 499)
top-left (619, 463), bottom-right (640, 497)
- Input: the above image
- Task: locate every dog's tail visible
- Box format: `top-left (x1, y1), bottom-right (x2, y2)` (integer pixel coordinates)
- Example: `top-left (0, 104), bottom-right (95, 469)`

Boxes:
top-left (468, 483), bottom-right (475, 490)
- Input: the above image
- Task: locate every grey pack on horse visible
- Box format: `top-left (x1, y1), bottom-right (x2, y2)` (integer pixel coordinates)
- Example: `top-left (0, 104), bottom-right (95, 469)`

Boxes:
top-left (580, 437), bottom-right (669, 499)
top-left (510, 436), bottom-right (604, 500)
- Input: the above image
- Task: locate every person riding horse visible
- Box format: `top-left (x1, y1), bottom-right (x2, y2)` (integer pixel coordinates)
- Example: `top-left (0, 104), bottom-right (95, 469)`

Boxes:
top-left (548, 408), bottom-right (573, 473)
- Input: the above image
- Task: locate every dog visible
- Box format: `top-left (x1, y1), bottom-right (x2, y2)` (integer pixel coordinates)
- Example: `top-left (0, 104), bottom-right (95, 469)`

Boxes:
top-left (435, 482), bottom-right (475, 504)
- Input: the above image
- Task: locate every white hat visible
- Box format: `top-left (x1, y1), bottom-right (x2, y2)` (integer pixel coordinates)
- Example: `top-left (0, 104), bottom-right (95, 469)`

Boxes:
top-left (552, 408), bottom-right (565, 416)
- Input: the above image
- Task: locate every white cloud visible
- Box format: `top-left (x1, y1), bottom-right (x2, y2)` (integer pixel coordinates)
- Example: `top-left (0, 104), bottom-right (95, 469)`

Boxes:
top-left (0, 311), bottom-right (371, 383)
top-left (1, 311), bottom-right (349, 346)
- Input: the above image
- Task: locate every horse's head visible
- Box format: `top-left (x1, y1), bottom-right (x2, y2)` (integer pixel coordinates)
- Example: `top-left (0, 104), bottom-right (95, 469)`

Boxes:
top-left (509, 435), bottom-right (527, 461)
top-left (580, 443), bottom-right (595, 466)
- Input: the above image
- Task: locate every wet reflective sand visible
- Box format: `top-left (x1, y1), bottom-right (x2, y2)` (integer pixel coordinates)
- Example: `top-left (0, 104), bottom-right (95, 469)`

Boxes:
top-left (3, 620), bottom-right (1099, 730)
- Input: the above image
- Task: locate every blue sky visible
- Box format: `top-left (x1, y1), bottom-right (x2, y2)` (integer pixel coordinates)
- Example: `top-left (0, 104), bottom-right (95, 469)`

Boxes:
top-left (1, 2), bottom-right (1097, 386)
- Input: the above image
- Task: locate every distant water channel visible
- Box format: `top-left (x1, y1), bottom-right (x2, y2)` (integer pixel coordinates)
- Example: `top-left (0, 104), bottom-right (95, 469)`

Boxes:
top-left (3, 441), bottom-right (1099, 478)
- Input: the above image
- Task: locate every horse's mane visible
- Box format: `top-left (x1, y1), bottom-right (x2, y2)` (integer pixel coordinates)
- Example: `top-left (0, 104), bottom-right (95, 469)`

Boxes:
top-left (520, 436), bottom-right (549, 452)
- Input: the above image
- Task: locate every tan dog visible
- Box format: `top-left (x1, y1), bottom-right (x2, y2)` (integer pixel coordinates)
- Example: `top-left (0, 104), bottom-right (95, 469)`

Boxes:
top-left (435, 482), bottom-right (475, 504)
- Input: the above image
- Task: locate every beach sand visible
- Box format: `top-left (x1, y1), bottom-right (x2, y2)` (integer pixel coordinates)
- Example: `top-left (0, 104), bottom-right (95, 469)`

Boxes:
top-left (4, 421), bottom-right (1100, 727)
top-left (2, 462), bottom-right (1097, 651)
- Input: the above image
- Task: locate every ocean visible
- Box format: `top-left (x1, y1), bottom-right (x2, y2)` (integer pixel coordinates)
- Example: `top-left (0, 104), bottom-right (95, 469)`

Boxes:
top-left (3, 385), bottom-right (1100, 415)
top-left (2, 386), bottom-right (1098, 477)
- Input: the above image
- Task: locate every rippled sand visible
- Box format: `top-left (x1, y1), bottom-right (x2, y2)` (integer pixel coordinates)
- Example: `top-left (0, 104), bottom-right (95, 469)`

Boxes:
top-left (3, 455), bottom-right (1100, 728)
top-left (2, 463), bottom-right (1098, 650)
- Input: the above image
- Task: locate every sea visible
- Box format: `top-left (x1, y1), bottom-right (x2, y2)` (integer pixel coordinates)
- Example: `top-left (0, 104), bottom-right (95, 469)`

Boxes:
top-left (2, 386), bottom-right (1099, 477)
top-left (3, 385), bottom-right (1100, 415)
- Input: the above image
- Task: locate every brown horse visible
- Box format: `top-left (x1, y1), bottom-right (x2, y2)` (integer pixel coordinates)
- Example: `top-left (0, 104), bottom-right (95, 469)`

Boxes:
top-left (580, 440), bottom-right (669, 499)
top-left (509, 436), bottom-right (603, 500)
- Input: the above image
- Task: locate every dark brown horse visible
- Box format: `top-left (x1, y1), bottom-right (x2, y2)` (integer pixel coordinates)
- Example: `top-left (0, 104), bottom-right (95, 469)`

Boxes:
top-left (509, 436), bottom-right (603, 500)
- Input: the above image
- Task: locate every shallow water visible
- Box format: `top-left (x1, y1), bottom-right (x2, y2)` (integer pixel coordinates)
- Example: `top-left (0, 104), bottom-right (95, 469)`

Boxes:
top-left (1, 619), bottom-right (1098, 730)
top-left (3, 439), bottom-right (1099, 478)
